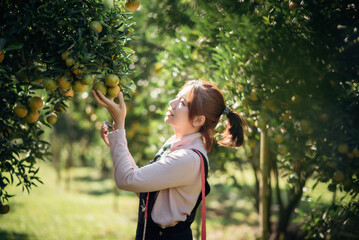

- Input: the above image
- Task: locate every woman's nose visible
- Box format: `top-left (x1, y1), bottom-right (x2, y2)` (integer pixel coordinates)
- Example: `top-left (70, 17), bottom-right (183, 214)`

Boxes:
top-left (169, 99), bottom-right (177, 108)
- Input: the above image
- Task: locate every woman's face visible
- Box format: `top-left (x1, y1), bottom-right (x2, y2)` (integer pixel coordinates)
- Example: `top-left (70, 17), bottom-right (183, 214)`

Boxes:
top-left (164, 85), bottom-right (195, 136)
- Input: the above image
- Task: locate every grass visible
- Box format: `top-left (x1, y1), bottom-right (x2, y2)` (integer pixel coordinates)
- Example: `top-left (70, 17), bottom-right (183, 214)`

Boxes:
top-left (0, 162), bottom-right (345, 240)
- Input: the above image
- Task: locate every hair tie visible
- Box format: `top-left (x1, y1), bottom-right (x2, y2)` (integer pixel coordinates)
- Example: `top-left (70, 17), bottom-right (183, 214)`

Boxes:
top-left (223, 106), bottom-right (231, 116)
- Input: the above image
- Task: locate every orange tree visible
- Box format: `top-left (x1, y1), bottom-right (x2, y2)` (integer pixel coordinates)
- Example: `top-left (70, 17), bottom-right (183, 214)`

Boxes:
top-left (0, 0), bottom-right (136, 211)
top-left (142, 0), bottom-right (359, 239)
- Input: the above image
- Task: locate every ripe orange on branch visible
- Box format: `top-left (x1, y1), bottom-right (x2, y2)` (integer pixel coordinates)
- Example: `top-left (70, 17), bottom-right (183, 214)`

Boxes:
top-left (107, 85), bottom-right (121, 98)
top-left (93, 82), bottom-right (107, 95)
top-left (61, 50), bottom-right (71, 61)
top-left (82, 75), bottom-right (94, 85)
top-left (72, 80), bottom-right (86, 93)
top-left (25, 111), bottom-right (39, 123)
top-left (90, 21), bottom-right (103, 34)
top-left (28, 97), bottom-right (43, 111)
top-left (46, 113), bottom-right (58, 125)
top-left (105, 74), bottom-right (120, 87)
top-left (43, 78), bottom-right (58, 91)
top-left (13, 103), bottom-right (28, 118)
top-left (0, 50), bottom-right (4, 63)
top-left (62, 87), bottom-right (74, 99)
top-left (57, 76), bottom-right (72, 90)
top-left (125, 0), bottom-right (140, 11)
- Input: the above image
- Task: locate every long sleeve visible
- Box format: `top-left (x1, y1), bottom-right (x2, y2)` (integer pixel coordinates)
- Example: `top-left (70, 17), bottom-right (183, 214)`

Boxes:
top-left (107, 129), bottom-right (200, 193)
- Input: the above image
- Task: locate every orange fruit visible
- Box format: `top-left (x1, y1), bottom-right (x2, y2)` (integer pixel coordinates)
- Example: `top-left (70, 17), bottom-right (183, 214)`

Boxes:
top-left (72, 80), bottom-right (86, 93)
top-left (65, 58), bottom-right (75, 67)
top-left (54, 103), bottom-right (67, 113)
top-left (61, 50), bottom-right (71, 61)
top-left (46, 113), bottom-right (58, 125)
top-left (104, 74), bottom-right (119, 87)
top-left (125, 0), bottom-right (140, 11)
top-left (278, 144), bottom-right (288, 155)
top-left (333, 170), bottom-right (345, 182)
top-left (72, 67), bottom-right (83, 76)
top-left (107, 85), bottom-right (121, 98)
top-left (274, 134), bottom-right (284, 144)
top-left (90, 21), bottom-right (103, 34)
top-left (62, 87), bottom-right (74, 99)
top-left (0, 50), bottom-right (5, 63)
top-left (28, 96), bottom-right (43, 111)
top-left (25, 111), bottom-right (39, 123)
top-left (93, 82), bottom-right (107, 95)
top-left (13, 103), bottom-right (28, 118)
top-left (338, 144), bottom-right (349, 154)
top-left (43, 78), bottom-right (58, 91)
top-left (82, 75), bottom-right (93, 85)
top-left (248, 90), bottom-right (258, 102)
top-left (57, 76), bottom-right (72, 90)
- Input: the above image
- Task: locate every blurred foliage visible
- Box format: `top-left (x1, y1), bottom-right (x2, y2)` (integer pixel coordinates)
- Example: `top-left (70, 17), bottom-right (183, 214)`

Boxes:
top-left (301, 202), bottom-right (359, 240)
top-left (0, 0), bottom-right (135, 205)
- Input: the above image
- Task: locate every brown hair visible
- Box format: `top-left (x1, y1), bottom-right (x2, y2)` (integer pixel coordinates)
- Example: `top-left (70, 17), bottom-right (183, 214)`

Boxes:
top-left (183, 80), bottom-right (247, 152)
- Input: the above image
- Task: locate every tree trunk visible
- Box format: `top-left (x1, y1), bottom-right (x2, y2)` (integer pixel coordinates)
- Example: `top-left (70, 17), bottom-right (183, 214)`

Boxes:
top-left (260, 129), bottom-right (271, 240)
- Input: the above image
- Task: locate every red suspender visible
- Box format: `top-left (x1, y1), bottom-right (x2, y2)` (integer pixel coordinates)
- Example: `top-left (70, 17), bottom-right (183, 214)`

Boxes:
top-left (192, 149), bottom-right (207, 240)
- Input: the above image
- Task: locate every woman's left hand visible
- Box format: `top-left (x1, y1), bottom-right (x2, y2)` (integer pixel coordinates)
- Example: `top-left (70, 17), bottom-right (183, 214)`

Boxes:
top-left (92, 90), bottom-right (127, 130)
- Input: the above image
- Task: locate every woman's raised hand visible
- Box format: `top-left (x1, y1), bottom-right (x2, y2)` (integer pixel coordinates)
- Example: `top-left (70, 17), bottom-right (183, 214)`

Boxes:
top-left (92, 90), bottom-right (127, 130)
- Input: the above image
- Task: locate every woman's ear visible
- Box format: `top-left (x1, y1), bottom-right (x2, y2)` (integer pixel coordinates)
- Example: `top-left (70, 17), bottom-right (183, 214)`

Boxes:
top-left (193, 115), bottom-right (206, 127)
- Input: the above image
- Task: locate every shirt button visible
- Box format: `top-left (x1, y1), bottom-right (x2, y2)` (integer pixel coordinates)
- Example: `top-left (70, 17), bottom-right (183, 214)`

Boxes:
top-left (159, 231), bottom-right (163, 236)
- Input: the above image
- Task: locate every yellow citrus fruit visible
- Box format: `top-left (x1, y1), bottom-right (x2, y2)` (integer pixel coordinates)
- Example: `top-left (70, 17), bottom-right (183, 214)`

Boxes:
top-left (46, 113), bottom-right (58, 125)
top-left (62, 87), bottom-right (74, 99)
top-left (93, 82), bottom-right (107, 95)
top-left (43, 78), bottom-right (58, 91)
top-left (54, 103), bottom-right (67, 113)
top-left (0, 50), bottom-right (4, 63)
top-left (13, 103), bottom-right (28, 118)
top-left (107, 85), bottom-right (121, 98)
top-left (125, 0), bottom-right (140, 11)
top-left (57, 76), bottom-right (72, 90)
top-left (274, 134), bottom-right (284, 144)
top-left (25, 111), bottom-right (39, 123)
top-left (333, 170), bottom-right (345, 182)
top-left (278, 144), bottom-right (288, 155)
top-left (82, 75), bottom-right (93, 85)
top-left (72, 67), bottom-right (83, 76)
top-left (72, 81), bottom-right (86, 93)
top-left (65, 58), bottom-right (75, 67)
top-left (104, 74), bottom-right (120, 87)
top-left (90, 21), bottom-right (103, 34)
top-left (248, 91), bottom-right (258, 102)
top-left (61, 50), bottom-right (71, 61)
top-left (28, 96), bottom-right (43, 111)
top-left (338, 144), bottom-right (349, 154)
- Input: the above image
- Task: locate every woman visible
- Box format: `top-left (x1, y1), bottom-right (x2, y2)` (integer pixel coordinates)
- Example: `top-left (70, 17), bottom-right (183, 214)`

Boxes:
top-left (92, 80), bottom-right (247, 240)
